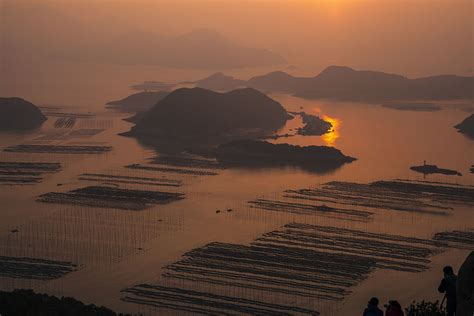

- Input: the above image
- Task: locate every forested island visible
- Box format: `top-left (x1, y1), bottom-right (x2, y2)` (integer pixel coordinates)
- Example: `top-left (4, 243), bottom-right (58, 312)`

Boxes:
top-left (0, 97), bottom-right (47, 131)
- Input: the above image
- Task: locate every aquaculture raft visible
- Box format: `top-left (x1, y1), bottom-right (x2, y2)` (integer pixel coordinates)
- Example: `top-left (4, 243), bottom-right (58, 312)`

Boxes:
top-left (37, 186), bottom-right (185, 210)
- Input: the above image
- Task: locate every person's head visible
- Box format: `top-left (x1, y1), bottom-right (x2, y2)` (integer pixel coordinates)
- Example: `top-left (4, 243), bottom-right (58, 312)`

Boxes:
top-left (443, 266), bottom-right (454, 276)
top-left (368, 297), bottom-right (379, 306)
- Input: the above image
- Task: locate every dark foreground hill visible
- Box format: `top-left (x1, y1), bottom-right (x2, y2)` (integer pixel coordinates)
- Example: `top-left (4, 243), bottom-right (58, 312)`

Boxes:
top-left (455, 114), bottom-right (474, 138)
top-left (0, 289), bottom-right (127, 316)
top-left (457, 252), bottom-right (474, 315)
top-left (0, 97), bottom-right (47, 131)
top-left (127, 88), bottom-right (289, 144)
top-left (106, 91), bottom-right (169, 112)
top-left (191, 66), bottom-right (473, 102)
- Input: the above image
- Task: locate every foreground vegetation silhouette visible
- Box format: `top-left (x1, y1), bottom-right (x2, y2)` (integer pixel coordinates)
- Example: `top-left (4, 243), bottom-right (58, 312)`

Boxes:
top-left (0, 289), bottom-right (131, 316)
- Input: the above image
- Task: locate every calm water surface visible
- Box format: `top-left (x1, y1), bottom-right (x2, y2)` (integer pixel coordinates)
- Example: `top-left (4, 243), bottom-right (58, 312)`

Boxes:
top-left (0, 68), bottom-right (472, 315)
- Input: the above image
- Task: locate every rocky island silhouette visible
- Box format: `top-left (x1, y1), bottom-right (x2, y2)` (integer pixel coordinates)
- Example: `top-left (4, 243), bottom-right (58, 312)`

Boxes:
top-left (124, 87), bottom-right (289, 145)
top-left (0, 97), bottom-right (47, 131)
top-left (176, 66), bottom-right (473, 102)
top-left (455, 114), bottom-right (474, 138)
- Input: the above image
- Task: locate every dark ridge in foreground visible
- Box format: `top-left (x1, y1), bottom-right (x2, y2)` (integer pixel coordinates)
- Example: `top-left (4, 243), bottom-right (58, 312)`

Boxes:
top-left (0, 97), bottom-right (47, 131)
top-left (216, 140), bottom-right (355, 173)
top-left (37, 186), bottom-right (185, 210)
top-left (457, 252), bottom-right (474, 316)
top-left (455, 114), bottom-right (474, 138)
top-left (0, 256), bottom-right (76, 280)
top-left (410, 164), bottom-right (462, 176)
top-left (126, 88), bottom-right (289, 144)
top-left (0, 289), bottom-right (123, 316)
top-left (106, 91), bottom-right (169, 112)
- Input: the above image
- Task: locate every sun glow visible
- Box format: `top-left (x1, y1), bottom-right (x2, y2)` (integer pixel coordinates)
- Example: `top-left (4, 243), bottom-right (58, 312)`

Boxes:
top-left (321, 115), bottom-right (341, 147)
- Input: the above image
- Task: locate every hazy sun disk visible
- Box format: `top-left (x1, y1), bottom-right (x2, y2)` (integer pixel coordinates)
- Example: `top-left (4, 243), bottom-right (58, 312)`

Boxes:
top-left (322, 115), bottom-right (341, 147)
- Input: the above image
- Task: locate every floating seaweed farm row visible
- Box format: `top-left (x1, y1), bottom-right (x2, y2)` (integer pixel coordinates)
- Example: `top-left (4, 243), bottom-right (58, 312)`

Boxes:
top-left (0, 162), bottom-right (61, 185)
top-left (54, 117), bottom-right (76, 128)
top-left (0, 256), bottom-right (77, 280)
top-left (150, 155), bottom-right (223, 170)
top-left (126, 164), bottom-right (218, 176)
top-left (78, 118), bottom-right (113, 129)
top-left (122, 154), bottom-right (224, 177)
top-left (249, 199), bottom-right (373, 221)
top-left (42, 111), bottom-right (94, 118)
top-left (122, 284), bottom-right (319, 316)
top-left (433, 230), bottom-right (474, 248)
top-left (67, 129), bottom-right (105, 138)
top-left (31, 126), bottom-right (105, 144)
top-left (248, 180), bottom-right (474, 221)
top-left (123, 222), bottom-right (474, 315)
top-left (38, 186), bottom-right (185, 211)
top-left (4, 145), bottom-right (112, 154)
top-left (78, 173), bottom-right (183, 187)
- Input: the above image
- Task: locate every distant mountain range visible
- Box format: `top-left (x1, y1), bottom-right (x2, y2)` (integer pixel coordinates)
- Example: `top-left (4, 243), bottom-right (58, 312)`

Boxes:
top-left (53, 29), bottom-right (286, 69)
top-left (2, 5), bottom-right (285, 69)
top-left (189, 66), bottom-right (473, 102)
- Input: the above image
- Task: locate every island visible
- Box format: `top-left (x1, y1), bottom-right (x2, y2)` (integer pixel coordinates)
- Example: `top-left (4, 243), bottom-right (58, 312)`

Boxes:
top-left (410, 163), bottom-right (462, 176)
top-left (125, 88), bottom-right (289, 146)
top-left (215, 140), bottom-right (355, 173)
top-left (194, 72), bottom-right (246, 91)
top-left (0, 97), bottom-right (47, 131)
top-left (106, 91), bottom-right (169, 112)
top-left (455, 114), bottom-right (474, 138)
top-left (293, 112), bottom-right (332, 136)
top-left (181, 66), bottom-right (473, 102)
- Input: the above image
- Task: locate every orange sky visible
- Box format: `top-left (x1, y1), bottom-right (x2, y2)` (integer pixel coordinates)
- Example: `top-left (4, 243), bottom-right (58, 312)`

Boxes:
top-left (2, 0), bottom-right (472, 76)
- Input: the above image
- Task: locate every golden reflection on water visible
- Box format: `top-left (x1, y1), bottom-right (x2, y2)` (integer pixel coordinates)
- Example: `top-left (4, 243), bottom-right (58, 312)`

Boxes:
top-left (322, 115), bottom-right (341, 147)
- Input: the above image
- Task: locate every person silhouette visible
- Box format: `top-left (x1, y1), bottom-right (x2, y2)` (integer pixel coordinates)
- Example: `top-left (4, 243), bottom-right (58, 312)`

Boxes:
top-left (385, 300), bottom-right (404, 316)
top-left (363, 297), bottom-right (383, 316)
top-left (438, 266), bottom-right (457, 316)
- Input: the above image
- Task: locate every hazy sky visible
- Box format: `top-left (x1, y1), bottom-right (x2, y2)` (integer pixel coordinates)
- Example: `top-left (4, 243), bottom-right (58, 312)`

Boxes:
top-left (2, 0), bottom-right (472, 76)
top-left (1, 0), bottom-right (472, 105)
